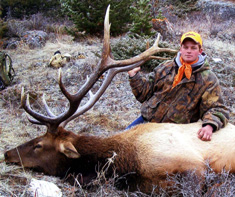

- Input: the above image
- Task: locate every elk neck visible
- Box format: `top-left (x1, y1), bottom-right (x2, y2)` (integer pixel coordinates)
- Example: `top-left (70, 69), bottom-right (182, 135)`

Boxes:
top-left (72, 132), bottom-right (141, 174)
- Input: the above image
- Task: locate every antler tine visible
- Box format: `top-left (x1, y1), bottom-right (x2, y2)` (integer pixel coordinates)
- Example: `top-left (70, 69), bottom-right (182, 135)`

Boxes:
top-left (111, 36), bottom-right (177, 67)
top-left (103, 5), bottom-right (111, 59)
top-left (154, 33), bottom-right (161, 47)
top-left (21, 87), bottom-right (49, 126)
top-left (26, 115), bottom-right (44, 125)
top-left (42, 94), bottom-right (56, 118)
top-left (58, 68), bottom-right (75, 102)
top-left (21, 74), bottom-right (80, 131)
top-left (21, 76), bottom-right (81, 131)
top-left (101, 10), bottom-right (177, 71)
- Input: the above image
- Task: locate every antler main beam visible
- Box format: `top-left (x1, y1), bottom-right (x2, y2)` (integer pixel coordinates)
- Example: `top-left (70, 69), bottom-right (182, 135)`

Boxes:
top-left (21, 5), bottom-right (177, 131)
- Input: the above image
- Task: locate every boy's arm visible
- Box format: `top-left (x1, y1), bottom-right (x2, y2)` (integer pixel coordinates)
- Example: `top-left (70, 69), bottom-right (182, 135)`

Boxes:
top-left (129, 68), bottom-right (156, 103)
top-left (197, 125), bottom-right (213, 141)
top-left (200, 77), bottom-right (230, 132)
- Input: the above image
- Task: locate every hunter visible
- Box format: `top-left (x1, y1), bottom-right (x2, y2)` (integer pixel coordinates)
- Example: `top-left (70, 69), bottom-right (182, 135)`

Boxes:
top-left (127, 31), bottom-right (229, 141)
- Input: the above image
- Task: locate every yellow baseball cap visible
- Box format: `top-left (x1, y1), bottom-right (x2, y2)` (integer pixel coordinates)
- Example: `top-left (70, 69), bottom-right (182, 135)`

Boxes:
top-left (180, 31), bottom-right (202, 47)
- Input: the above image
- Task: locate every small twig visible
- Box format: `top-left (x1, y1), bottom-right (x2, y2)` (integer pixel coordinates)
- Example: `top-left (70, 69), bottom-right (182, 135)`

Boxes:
top-left (16, 148), bottom-right (26, 175)
top-left (73, 174), bottom-right (87, 197)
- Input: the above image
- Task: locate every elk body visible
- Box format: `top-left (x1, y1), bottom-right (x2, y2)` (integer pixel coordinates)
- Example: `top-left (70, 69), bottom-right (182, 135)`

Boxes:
top-left (4, 122), bottom-right (235, 193)
top-left (3, 5), bottom-right (235, 194)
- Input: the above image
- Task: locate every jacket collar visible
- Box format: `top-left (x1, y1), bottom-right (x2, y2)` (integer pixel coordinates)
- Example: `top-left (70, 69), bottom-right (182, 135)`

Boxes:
top-left (174, 52), bottom-right (209, 73)
top-left (175, 51), bottom-right (206, 66)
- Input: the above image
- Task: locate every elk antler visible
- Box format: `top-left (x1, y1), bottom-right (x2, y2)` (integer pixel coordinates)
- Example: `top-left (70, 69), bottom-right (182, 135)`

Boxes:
top-left (21, 5), bottom-right (177, 132)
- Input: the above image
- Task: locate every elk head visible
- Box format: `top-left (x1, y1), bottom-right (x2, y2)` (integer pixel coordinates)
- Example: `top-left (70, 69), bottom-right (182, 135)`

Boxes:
top-left (4, 5), bottom-right (177, 176)
top-left (4, 127), bottom-right (80, 176)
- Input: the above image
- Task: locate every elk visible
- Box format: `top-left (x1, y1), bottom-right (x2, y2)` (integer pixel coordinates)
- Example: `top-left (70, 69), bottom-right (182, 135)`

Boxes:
top-left (3, 5), bottom-right (235, 194)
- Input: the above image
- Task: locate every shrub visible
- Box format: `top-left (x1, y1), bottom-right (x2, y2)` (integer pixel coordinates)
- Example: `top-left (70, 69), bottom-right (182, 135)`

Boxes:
top-left (60, 0), bottom-right (134, 37)
top-left (0, 19), bottom-right (8, 38)
top-left (0, 0), bottom-right (61, 19)
top-left (129, 0), bottom-right (155, 37)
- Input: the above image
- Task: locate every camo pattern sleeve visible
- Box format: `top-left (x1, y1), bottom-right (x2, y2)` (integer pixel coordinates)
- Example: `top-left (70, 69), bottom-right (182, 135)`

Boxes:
top-left (200, 71), bottom-right (230, 131)
top-left (129, 61), bottom-right (173, 103)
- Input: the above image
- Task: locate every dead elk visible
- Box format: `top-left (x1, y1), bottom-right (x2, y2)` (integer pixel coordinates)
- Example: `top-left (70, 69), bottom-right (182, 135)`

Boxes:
top-left (3, 5), bottom-right (235, 194)
top-left (4, 122), bottom-right (235, 192)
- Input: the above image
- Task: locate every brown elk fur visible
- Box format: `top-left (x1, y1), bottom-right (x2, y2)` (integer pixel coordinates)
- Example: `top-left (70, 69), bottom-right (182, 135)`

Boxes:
top-left (4, 121), bottom-right (235, 193)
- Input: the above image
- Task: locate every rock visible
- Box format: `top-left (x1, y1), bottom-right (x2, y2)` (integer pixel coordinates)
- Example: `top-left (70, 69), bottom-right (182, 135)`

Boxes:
top-left (22, 30), bottom-right (48, 49)
top-left (212, 57), bottom-right (222, 63)
top-left (197, 0), bottom-right (235, 21)
top-left (28, 178), bottom-right (62, 197)
top-left (4, 37), bottom-right (21, 49)
top-left (151, 18), bottom-right (174, 40)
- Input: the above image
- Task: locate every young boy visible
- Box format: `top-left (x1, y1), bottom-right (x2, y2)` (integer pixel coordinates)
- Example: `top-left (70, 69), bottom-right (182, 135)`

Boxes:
top-left (127, 31), bottom-right (229, 141)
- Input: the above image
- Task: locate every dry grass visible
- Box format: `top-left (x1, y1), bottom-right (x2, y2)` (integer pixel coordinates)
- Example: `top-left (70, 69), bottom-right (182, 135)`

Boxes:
top-left (0, 35), bottom-right (142, 196)
top-left (0, 7), bottom-right (235, 196)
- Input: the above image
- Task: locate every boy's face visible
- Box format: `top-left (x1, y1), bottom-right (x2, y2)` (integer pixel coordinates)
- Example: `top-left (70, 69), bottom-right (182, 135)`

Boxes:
top-left (180, 39), bottom-right (202, 63)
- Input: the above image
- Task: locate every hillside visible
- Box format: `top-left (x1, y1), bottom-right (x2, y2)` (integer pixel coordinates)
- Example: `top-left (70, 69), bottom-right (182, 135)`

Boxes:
top-left (0, 0), bottom-right (235, 196)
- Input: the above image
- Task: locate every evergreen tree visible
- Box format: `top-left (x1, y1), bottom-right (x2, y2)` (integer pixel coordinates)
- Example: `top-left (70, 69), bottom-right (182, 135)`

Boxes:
top-left (0, 0), bottom-right (61, 19)
top-left (129, 0), bottom-right (154, 37)
top-left (60, 0), bottom-right (134, 36)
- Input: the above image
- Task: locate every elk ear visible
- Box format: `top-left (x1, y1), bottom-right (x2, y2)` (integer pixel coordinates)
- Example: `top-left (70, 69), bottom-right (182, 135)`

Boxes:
top-left (59, 142), bottom-right (80, 159)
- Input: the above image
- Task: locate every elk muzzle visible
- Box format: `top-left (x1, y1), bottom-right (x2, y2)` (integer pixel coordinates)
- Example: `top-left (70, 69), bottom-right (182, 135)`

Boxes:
top-left (4, 149), bottom-right (20, 164)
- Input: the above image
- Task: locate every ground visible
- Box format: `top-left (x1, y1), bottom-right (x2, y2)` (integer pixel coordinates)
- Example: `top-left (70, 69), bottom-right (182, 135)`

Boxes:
top-left (0, 1), bottom-right (235, 196)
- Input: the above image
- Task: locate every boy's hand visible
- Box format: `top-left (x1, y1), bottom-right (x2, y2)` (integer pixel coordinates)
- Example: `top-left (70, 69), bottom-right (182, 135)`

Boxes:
top-left (128, 67), bottom-right (141, 77)
top-left (197, 125), bottom-right (213, 141)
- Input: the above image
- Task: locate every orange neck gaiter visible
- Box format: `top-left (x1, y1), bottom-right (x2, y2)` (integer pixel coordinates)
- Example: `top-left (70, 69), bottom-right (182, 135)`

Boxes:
top-left (172, 56), bottom-right (198, 89)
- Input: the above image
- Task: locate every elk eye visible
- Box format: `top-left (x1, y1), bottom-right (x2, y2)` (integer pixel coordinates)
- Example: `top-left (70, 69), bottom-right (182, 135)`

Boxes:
top-left (33, 144), bottom-right (42, 150)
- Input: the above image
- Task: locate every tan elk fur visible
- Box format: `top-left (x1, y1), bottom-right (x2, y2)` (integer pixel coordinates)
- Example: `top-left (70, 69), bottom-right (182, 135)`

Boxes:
top-left (110, 121), bottom-right (235, 191)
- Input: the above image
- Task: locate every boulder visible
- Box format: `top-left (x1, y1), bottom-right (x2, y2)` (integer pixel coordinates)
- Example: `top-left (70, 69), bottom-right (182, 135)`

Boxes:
top-left (152, 18), bottom-right (174, 40)
top-left (22, 30), bottom-right (48, 49)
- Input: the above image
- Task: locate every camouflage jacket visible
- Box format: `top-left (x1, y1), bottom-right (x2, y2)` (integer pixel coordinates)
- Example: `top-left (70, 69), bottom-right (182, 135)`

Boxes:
top-left (129, 59), bottom-right (229, 131)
